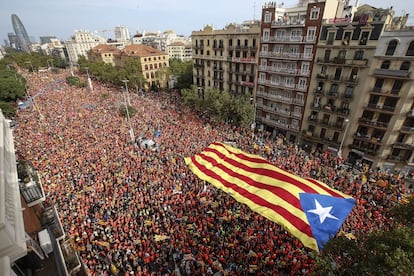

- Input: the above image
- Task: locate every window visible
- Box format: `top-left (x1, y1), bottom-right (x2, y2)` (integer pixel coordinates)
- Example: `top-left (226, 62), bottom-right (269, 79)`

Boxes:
top-left (330, 84), bottom-right (338, 93)
top-left (301, 62), bottom-right (310, 74)
top-left (291, 30), bottom-right (301, 40)
top-left (385, 39), bottom-right (398, 56)
top-left (354, 50), bottom-right (364, 60)
top-left (296, 93), bottom-right (304, 104)
top-left (407, 41), bottom-right (414, 56)
top-left (343, 31), bottom-right (352, 45)
top-left (381, 60), bottom-right (390, 69)
top-left (298, 78), bottom-right (307, 89)
top-left (359, 31), bottom-right (369, 45)
top-left (265, 11), bottom-right (272, 23)
top-left (327, 32), bottom-right (335, 45)
top-left (259, 73), bottom-right (266, 82)
top-left (304, 46), bottom-right (313, 58)
top-left (345, 86), bottom-right (354, 98)
top-left (400, 61), bottom-right (410, 71)
top-left (391, 80), bottom-right (403, 93)
top-left (310, 7), bottom-right (320, 20)
top-left (350, 68), bottom-right (358, 81)
top-left (263, 29), bottom-right (270, 41)
top-left (276, 30), bottom-right (286, 39)
top-left (324, 49), bottom-right (331, 61)
top-left (334, 68), bottom-right (341, 80)
top-left (307, 27), bottom-right (317, 42)
top-left (374, 78), bottom-right (384, 91)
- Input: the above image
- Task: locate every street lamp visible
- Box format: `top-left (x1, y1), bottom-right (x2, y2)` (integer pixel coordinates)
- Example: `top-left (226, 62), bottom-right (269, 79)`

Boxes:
top-left (47, 59), bottom-right (54, 70)
top-left (122, 79), bottom-right (135, 143)
top-left (338, 118), bottom-right (350, 159)
top-left (85, 67), bottom-right (93, 91)
top-left (25, 61), bottom-right (34, 72)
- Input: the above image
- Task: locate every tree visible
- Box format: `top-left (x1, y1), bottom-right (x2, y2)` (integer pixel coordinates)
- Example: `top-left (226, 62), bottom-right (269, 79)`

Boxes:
top-left (121, 58), bottom-right (146, 91)
top-left (180, 86), bottom-right (254, 127)
top-left (169, 58), bottom-right (193, 89)
top-left (315, 199), bottom-right (414, 275)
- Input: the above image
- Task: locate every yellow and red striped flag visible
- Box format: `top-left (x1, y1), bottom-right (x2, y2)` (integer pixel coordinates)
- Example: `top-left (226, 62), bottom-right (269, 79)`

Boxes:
top-left (185, 142), bottom-right (355, 251)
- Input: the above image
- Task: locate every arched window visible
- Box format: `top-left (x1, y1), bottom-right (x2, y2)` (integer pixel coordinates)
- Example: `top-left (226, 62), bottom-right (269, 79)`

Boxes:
top-left (385, 39), bottom-right (398, 56)
top-left (400, 61), bottom-right (410, 71)
top-left (407, 41), bottom-right (414, 56)
top-left (381, 60), bottom-right (390, 69)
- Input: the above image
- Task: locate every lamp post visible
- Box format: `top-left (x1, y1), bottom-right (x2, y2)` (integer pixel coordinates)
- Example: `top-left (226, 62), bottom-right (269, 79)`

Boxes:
top-left (47, 59), bottom-right (54, 70)
top-left (122, 79), bottom-right (135, 143)
top-left (85, 67), bottom-right (93, 91)
top-left (25, 61), bottom-right (34, 72)
top-left (338, 118), bottom-right (350, 159)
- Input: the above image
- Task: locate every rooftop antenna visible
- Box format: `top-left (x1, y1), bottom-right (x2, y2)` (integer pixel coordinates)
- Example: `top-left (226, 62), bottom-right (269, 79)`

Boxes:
top-left (253, 1), bottom-right (256, 21)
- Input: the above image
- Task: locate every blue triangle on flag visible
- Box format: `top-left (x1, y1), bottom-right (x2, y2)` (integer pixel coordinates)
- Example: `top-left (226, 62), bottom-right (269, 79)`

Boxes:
top-left (299, 193), bottom-right (355, 251)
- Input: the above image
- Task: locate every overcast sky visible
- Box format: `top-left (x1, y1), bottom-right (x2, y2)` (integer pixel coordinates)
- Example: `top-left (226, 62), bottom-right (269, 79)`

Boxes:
top-left (1, 0), bottom-right (412, 43)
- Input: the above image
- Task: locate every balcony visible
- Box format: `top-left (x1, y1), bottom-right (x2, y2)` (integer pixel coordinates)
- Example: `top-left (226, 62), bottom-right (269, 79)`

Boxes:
top-left (373, 68), bottom-right (410, 79)
top-left (257, 79), bottom-right (299, 91)
top-left (314, 88), bottom-right (324, 95)
top-left (326, 91), bottom-right (338, 98)
top-left (258, 65), bottom-right (310, 76)
top-left (231, 57), bottom-right (256, 64)
top-left (393, 142), bottom-right (414, 150)
top-left (366, 103), bottom-right (397, 113)
top-left (271, 20), bottom-right (305, 28)
top-left (240, 81), bottom-right (254, 87)
top-left (257, 103), bottom-right (291, 117)
top-left (358, 117), bottom-right (388, 129)
top-left (345, 59), bottom-right (368, 67)
top-left (316, 73), bottom-right (328, 80)
top-left (401, 126), bottom-right (414, 133)
top-left (17, 160), bottom-right (45, 207)
top-left (316, 57), bottom-right (368, 67)
top-left (259, 51), bottom-right (312, 60)
top-left (256, 90), bottom-right (293, 104)
top-left (341, 93), bottom-right (353, 100)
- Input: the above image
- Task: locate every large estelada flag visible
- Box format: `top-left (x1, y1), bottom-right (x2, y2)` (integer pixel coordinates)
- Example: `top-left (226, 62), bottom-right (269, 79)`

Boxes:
top-left (185, 142), bottom-right (355, 251)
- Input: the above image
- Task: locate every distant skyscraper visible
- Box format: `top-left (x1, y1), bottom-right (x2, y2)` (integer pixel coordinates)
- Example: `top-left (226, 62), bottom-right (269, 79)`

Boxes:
top-left (114, 26), bottom-right (130, 41)
top-left (11, 14), bottom-right (31, 52)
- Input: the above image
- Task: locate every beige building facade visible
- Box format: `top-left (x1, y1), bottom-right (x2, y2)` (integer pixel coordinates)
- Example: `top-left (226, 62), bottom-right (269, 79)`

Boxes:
top-left (347, 25), bottom-right (414, 172)
top-left (192, 21), bottom-right (260, 98)
top-left (88, 44), bottom-right (170, 90)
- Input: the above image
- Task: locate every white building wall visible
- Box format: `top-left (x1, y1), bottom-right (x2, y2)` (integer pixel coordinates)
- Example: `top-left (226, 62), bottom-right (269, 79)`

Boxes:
top-left (0, 111), bottom-right (27, 269)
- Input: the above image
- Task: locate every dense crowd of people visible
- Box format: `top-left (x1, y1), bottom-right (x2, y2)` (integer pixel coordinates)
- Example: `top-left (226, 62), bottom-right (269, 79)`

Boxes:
top-left (12, 70), bottom-right (413, 275)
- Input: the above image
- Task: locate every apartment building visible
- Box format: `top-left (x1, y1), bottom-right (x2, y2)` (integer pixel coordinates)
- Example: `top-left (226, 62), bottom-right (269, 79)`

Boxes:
top-left (256, 0), bottom-right (345, 143)
top-left (88, 44), bottom-right (121, 66)
top-left (167, 41), bottom-right (192, 61)
top-left (302, 5), bottom-right (403, 168)
top-left (192, 21), bottom-right (260, 97)
top-left (116, 44), bottom-right (170, 90)
top-left (347, 24), bottom-right (414, 171)
top-left (0, 111), bottom-right (83, 276)
top-left (65, 30), bottom-right (106, 63)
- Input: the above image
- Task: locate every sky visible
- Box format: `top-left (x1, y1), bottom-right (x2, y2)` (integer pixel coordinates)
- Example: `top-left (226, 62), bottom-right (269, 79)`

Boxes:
top-left (1, 0), bottom-right (413, 43)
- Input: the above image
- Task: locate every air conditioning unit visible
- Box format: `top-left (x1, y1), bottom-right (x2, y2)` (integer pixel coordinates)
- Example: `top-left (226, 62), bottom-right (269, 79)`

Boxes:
top-left (38, 229), bottom-right (53, 256)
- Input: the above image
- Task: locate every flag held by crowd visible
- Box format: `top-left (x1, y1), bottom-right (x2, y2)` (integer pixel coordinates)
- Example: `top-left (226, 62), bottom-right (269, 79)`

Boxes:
top-left (185, 142), bottom-right (355, 251)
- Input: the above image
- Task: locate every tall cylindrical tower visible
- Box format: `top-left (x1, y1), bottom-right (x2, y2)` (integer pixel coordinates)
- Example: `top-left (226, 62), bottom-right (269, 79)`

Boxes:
top-left (11, 14), bottom-right (31, 52)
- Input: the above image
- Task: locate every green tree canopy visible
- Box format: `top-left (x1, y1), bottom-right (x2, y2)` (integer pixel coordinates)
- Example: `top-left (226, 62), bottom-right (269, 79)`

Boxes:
top-left (169, 58), bottom-right (193, 89)
top-left (315, 198), bottom-right (414, 275)
top-left (181, 85), bottom-right (254, 127)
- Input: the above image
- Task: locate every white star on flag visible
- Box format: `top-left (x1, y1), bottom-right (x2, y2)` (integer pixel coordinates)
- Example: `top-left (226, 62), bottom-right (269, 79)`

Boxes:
top-left (308, 199), bottom-right (339, 224)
